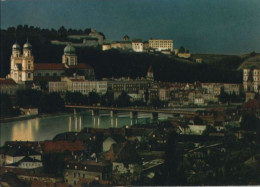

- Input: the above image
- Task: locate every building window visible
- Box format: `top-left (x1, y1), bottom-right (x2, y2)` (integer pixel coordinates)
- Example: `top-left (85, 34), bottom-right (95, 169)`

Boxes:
top-left (28, 73), bottom-right (31, 78)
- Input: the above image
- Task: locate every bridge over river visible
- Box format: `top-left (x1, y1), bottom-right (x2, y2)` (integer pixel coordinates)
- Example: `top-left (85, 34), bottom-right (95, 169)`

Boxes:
top-left (65, 105), bottom-right (200, 119)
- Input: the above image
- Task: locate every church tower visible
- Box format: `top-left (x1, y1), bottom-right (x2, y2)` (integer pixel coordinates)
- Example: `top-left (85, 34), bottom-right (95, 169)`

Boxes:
top-left (62, 43), bottom-right (77, 67)
top-left (147, 66), bottom-right (154, 81)
top-left (22, 42), bottom-right (34, 82)
top-left (10, 42), bottom-right (34, 83)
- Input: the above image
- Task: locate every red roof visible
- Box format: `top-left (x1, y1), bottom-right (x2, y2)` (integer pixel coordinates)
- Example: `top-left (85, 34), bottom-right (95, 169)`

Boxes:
top-left (34, 63), bottom-right (64, 70)
top-left (69, 63), bottom-right (93, 69)
top-left (31, 181), bottom-right (69, 187)
top-left (0, 79), bottom-right (17, 85)
top-left (70, 79), bottom-right (85, 82)
top-left (43, 140), bottom-right (85, 153)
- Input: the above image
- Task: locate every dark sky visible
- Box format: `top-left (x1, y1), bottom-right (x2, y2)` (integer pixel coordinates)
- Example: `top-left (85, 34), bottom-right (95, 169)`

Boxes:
top-left (1, 0), bottom-right (260, 54)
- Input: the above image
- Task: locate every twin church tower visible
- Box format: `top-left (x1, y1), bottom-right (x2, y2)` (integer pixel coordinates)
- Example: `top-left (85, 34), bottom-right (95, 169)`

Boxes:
top-left (10, 42), bottom-right (34, 83)
top-left (9, 42), bottom-right (82, 83)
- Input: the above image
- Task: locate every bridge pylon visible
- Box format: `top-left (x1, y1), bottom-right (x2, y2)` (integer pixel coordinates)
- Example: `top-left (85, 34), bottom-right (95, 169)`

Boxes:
top-left (91, 109), bottom-right (99, 116)
top-left (130, 111), bottom-right (138, 118)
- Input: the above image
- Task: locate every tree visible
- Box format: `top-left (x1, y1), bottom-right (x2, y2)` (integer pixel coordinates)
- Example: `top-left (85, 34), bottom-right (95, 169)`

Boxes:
top-left (193, 116), bottom-right (203, 125)
top-left (163, 131), bottom-right (187, 185)
top-left (240, 113), bottom-right (260, 131)
top-left (0, 93), bottom-right (19, 117)
top-left (202, 125), bottom-right (217, 136)
top-left (144, 89), bottom-right (149, 104)
top-left (150, 97), bottom-right (163, 108)
top-left (88, 91), bottom-right (100, 105)
top-left (39, 92), bottom-right (64, 113)
top-left (179, 46), bottom-right (185, 53)
top-left (16, 89), bottom-right (42, 107)
top-left (117, 91), bottom-right (130, 107)
top-left (101, 91), bottom-right (114, 106)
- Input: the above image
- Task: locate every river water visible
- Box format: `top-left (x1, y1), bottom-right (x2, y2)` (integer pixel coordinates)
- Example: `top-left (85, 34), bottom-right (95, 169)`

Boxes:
top-left (0, 111), bottom-right (172, 146)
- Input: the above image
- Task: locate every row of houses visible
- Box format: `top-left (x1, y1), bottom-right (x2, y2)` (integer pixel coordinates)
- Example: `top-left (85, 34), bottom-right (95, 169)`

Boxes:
top-left (103, 37), bottom-right (174, 53)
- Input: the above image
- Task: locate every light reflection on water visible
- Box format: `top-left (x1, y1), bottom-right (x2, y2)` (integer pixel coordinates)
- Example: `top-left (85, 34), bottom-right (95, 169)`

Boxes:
top-left (0, 111), bottom-right (172, 146)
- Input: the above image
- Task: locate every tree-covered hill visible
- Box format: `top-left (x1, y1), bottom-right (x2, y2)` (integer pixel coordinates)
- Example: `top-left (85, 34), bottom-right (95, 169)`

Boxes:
top-left (1, 25), bottom-right (243, 83)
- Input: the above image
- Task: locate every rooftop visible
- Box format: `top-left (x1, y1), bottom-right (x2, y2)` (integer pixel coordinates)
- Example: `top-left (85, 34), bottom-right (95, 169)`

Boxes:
top-left (0, 79), bottom-right (17, 85)
top-left (43, 140), bottom-right (85, 153)
top-left (34, 63), bottom-right (64, 70)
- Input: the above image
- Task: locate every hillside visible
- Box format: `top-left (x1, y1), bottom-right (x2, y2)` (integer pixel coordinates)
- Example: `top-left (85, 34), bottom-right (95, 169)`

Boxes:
top-left (237, 54), bottom-right (260, 70)
top-left (0, 25), bottom-right (243, 83)
top-left (191, 54), bottom-right (237, 64)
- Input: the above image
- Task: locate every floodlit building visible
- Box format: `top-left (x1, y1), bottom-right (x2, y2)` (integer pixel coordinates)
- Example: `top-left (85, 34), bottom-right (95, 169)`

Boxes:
top-left (64, 159), bottom-right (112, 186)
top-left (9, 42), bottom-right (34, 83)
top-left (148, 39), bottom-right (173, 52)
top-left (0, 78), bottom-right (25, 95)
top-left (49, 76), bottom-right (108, 95)
top-left (132, 39), bottom-right (143, 52)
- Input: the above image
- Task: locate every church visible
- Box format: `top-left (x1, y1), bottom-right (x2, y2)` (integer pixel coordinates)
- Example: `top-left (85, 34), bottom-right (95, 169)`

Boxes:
top-left (8, 42), bottom-right (95, 84)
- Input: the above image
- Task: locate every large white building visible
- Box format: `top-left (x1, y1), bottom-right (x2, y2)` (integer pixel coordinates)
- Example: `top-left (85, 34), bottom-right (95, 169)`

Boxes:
top-left (49, 76), bottom-right (108, 95)
top-left (132, 39), bottom-right (143, 52)
top-left (148, 39), bottom-right (173, 52)
top-left (243, 68), bottom-right (260, 93)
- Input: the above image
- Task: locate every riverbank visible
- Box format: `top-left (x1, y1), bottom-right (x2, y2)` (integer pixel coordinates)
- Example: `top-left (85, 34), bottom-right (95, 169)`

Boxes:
top-left (0, 111), bottom-right (77, 123)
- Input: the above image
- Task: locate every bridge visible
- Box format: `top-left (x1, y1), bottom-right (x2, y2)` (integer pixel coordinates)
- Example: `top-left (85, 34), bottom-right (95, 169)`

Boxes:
top-left (65, 105), bottom-right (198, 119)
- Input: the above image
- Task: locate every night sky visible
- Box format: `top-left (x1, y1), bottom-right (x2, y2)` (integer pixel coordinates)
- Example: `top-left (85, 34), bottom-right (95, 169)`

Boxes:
top-left (1, 0), bottom-right (260, 54)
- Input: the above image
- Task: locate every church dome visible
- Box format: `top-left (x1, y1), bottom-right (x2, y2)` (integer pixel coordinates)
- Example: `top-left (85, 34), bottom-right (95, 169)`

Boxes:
top-left (64, 44), bottom-right (76, 55)
top-left (23, 42), bottom-right (32, 49)
top-left (12, 43), bottom-right (20, 50)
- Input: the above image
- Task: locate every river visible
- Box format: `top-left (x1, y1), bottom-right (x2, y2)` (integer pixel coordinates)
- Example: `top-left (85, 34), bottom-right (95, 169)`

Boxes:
top-left (0, 111), bottom-right (172, 146)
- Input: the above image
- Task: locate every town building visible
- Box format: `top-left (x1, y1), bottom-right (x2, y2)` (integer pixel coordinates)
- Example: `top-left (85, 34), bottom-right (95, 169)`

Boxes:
top-left (243, 68), bottom-right (260, 93)
top-left (67, 29), bottom-right (104, 45)
top-left (0, 78), bottom-right (25, 95)
top-left (223, 83), bottom-right (241, 95)
top-left (148, 39), bottom-right (173, 52)
top-left (5, 156), bottom-right (43, 169)
top-left (132, 39), bottom-right (143, 52)
top-left (159, 87), bottom-right (170, 101)
top-left (111, 41), bottom-right (132, 51)
top-left (103, 142), bottom-right (142, 185)
top-left (196, 58), bottom-right (203, 63)
top-left (177, 52), bottom-right (191, 58)
top-left (64, 159), bottom-right (112, 186)
top-left (102, 43), bottom-right (112, 51)
top-left (35, 44), bottom-right (95, 81)
top-left (1, 146), bottom-right (41, 166)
